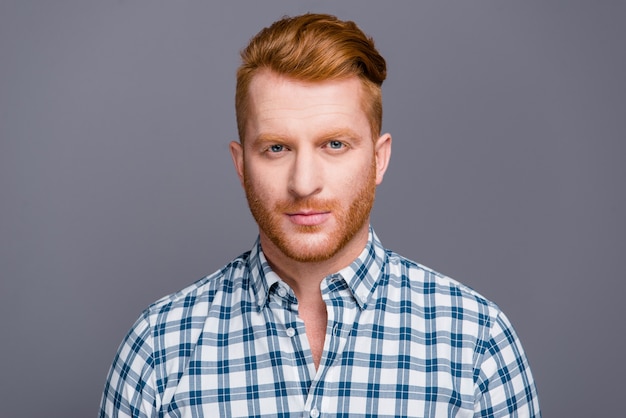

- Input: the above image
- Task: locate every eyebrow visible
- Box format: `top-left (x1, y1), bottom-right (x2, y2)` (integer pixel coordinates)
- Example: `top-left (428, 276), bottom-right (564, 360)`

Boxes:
top-left (253, 128), bottom-right (364, 145)
top-left (252, 133), bottom-right (287, 145)
top-left (317, 128), bottom-right (364, 142)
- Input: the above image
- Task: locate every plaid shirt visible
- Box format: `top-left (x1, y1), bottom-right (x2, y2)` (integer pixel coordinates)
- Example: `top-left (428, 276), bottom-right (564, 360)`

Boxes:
top-left (100, 228), bottom-right (540, 417)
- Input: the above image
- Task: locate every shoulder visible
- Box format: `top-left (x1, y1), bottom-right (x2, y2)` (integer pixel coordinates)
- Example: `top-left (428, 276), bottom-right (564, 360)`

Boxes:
top-left (385, 252), bottom-right (540, 414)
top-left (100, 252), bottom-right (255, 414)
top-left (137, 251), bottom-right (253, 329)
top-left (384, 249), bottom-right (503, 328)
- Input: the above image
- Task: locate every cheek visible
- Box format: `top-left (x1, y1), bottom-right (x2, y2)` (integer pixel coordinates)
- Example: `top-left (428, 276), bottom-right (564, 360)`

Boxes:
top-left (339, 158), bottom-right (376, 189)
top-left (244, 164), bottom-right (283, 198)
top-left (340, 174), bottom-right (361, 194)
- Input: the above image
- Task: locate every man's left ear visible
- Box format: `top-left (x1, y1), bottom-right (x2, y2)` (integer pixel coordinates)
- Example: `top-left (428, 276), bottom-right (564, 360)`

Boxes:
top-left (374, 133), bottom-right (392, 185)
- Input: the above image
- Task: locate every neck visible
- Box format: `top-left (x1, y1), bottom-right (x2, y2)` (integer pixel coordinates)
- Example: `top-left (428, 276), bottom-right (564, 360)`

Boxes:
top-left (260, 225), bottom-right (369, 304)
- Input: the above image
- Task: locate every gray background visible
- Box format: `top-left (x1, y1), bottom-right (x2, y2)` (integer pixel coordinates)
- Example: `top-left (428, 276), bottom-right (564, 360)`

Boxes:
top-left (1, 1), bottom-right (624, 416)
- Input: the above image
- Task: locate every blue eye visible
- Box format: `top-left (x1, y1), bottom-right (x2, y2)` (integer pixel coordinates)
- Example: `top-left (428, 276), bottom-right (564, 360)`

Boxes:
top-left (328, 140), bottom-right (344, 149)
top-left (269, 144), bottom-right (284, 153)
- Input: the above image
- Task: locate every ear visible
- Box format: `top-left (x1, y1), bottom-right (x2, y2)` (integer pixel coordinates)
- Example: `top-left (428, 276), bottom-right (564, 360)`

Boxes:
top-left (229, 141), bottom-right (245, 188)
top-left (374, 133), bottom-right (392, 185)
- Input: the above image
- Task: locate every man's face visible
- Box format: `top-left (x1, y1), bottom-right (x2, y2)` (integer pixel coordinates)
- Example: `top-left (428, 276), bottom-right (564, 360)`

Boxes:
top-left (230, 71), bottom-right (391, 264)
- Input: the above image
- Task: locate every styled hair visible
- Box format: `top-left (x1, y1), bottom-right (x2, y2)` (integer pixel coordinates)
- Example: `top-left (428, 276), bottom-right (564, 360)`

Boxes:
top-left (235, 13), bottom-right (387, 141)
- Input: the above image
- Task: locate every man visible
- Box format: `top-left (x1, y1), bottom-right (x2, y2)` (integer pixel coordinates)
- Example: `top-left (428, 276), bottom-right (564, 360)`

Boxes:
top-left (100, 13), bottom-right (540, 417)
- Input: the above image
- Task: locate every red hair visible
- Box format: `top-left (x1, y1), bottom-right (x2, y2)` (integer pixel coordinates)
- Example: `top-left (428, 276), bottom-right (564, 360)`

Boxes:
top-left (236, 13), bottom-right (387, 141)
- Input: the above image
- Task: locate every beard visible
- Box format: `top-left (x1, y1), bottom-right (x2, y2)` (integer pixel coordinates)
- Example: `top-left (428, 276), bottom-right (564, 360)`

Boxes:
top-left (243, 160), bottom-right (376, 263)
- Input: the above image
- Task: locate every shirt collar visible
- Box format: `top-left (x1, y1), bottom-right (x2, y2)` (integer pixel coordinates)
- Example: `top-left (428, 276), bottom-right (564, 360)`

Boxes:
top-left (336, 227), bottom-right (387, 309)
top-left (247, 226), bottom-right (387, 310)
top-left (247, 236), bottom-right (280, 310)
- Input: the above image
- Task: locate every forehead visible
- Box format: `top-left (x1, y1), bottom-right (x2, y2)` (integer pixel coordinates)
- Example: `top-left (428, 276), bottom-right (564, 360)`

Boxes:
top-left (245, 71), bottom-right (370, 139)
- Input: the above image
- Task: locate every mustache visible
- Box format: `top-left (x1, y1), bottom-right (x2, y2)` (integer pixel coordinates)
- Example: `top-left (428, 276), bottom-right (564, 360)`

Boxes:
top-left (274, 198), bottom-right (338, 213)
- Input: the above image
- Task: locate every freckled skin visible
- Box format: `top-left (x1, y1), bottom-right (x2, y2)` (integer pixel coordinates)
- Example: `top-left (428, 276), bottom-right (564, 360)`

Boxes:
top-left (230, 71), bottom-right (390, 266)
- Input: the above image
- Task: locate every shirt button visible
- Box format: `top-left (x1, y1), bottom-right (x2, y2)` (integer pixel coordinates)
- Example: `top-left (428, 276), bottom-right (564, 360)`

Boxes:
top-left (310, 408), bottom-right (320, 418)
top-left (277, 287), bottom-right (287, 297)
top-left (286, 327), bottom-right (296, 337)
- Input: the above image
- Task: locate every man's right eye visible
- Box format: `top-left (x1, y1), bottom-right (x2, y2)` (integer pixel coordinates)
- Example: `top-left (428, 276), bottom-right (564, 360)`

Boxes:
top-left (269, 144), bottom-right (284, 153)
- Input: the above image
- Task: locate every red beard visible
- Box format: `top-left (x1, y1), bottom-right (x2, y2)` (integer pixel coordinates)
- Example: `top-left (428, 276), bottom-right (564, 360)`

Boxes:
top-left (244, 159), bottom-right (376, 263)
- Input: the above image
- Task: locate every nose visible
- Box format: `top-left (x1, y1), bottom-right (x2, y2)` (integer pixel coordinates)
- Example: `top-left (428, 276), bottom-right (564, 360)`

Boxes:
top-left (288, 149), bottom-right (322, 198)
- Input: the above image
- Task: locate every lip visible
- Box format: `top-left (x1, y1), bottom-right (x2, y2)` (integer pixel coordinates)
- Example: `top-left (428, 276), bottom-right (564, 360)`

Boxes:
top-left (286, 211), bottom-right (331, 226)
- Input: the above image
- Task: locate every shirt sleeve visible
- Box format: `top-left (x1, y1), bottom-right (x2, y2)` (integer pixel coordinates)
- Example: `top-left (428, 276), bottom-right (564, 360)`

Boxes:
top-left (474, 310), bottom-right (541, 417)
top-left (99, 313), bottom-right (158, 418)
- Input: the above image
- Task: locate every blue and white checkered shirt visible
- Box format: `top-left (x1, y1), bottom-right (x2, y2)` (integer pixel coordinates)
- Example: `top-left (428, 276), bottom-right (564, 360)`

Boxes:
top-left (100, 228), bottom-right (540, 417)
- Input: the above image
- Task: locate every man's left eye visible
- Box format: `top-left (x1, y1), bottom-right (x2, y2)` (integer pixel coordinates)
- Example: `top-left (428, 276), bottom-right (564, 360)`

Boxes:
top-left (328, 140), bottom-right (344, 149)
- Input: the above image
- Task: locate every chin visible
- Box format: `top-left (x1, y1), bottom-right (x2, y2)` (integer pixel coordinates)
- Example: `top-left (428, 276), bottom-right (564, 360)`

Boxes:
top-left (277, 222), bottom-right (366, 263)
top-left (281, 235), bottom-right (339, 263)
